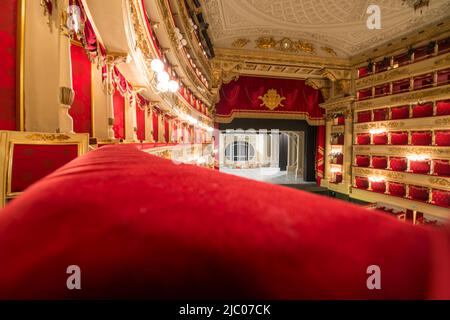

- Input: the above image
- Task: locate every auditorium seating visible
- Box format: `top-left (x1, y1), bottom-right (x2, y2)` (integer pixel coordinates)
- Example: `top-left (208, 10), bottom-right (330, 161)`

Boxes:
top-left (0, 145), bottom-right (449, 299)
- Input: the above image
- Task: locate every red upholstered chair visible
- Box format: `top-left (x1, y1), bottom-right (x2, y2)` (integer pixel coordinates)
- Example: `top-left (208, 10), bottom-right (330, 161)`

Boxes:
top-left (436, 100), bottom-right (450, 116)
top-left (388, 182), bottom-right (406, 197)
top-left (409, 185), bottom-right (429, 202)
top-left (355, 155), bottom-right (370, 167)
top-left (373, 108), bottom-right (388, 121)
top-left (391, 132), bottom-right (408, 145)
top-left (0, 145), bottom-right (449, 300)
top-left (355, 176), bottom-right (369, 189)
top-left (373, 133), bottom-right (388, 145)
top-left (391, 106), bottom-right (409, 119)
top-left (372, 156), bottom-right (387, 169)
top-left (412, 103), bottom-right (433, 118)
top-left (371, 181), bottom-right (386, 193)
top-left (432, 189), bottom-right (450, 207)
top-left (435, 131), bottom-right (450, 146)
top-left (411, 131), bottom-right (432, 146)
top-left (434, 160), bottom-right (450, 177)
top-left (390, 157), bottom-right (407, 171)
top-left (356, 133), bottom-right (370, 145)
top-left (0, 131), bottom-right (89, 208)
top-left (410, 160), bottom-right (431, 174)
top-left (357, 111), bottom-right (372, 123)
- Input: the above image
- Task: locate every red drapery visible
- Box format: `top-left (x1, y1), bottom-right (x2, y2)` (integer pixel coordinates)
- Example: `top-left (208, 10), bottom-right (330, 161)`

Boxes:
top-left (215, 76), bottom-right (324, 124)
top-left (136, 105), bottom-right (145, 141)
top-left (70, 44), bottom-right (92, 135)
top-left (315, 125), bottom-right (325, 185)
top-left (164, 117), bottom-right (169, 143)
top-left (113, 92), bottom-right (125, 140)
top-left (0, 0), bottom-right (18, 130)
top-left (152, 110), bottom-right (159, 142)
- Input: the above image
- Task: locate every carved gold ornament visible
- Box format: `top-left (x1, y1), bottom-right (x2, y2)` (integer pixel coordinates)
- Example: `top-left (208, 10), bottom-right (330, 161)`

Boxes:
top-left (232, 38), bottom-right (250, 48)
top-left (255, 37), bottom-right (315, 54)
top-left (321, 46), bottom-right (337, 56)
top-left (25, 133), bottom-right (71, 141)
top-left (258, 89), bottom-right (286, 110)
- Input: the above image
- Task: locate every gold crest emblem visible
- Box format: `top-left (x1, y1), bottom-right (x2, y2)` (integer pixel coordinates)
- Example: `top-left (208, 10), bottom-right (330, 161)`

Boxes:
top-left (258, 89), bottom-right (286, 110)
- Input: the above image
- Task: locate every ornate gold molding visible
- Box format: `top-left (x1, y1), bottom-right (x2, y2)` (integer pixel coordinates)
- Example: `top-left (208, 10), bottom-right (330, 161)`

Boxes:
top-left (258, 89), bottom-right (286, 110)
top-left (25, 133), bottom-right (71, 142)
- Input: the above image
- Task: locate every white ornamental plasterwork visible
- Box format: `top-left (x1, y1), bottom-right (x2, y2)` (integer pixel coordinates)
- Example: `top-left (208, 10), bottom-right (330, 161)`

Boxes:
top-left (201, 0), bottom-right (450, 58)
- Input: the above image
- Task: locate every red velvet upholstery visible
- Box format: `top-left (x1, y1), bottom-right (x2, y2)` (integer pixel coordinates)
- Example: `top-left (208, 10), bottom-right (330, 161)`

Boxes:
top-left (356, 155), bottom-right (370, 167)
top-left (357, 111), bottom-right (371, 123)
top-left (374, 84), bottom-right (389, 97)
top-left (434, 160), bottom-right (450, 177)
top-left (391, 106), bottom-right (409, 120)
top-left (333, 172), bottom-right (343, 183)
top-left (432, 190), bottom-right (450, 207)
top-left (435, 131), bottom-right (450, 146)
top-left (355, 176), bottom-right (369, 189)
top-left (373, 109), bottom-right (388, 121)
top-left (372, 156), bottom-right (387, 169)
top-left (0, 145), bottom-right (448, 300)
top-left (410, 160), bottom-right (431, 174)
top-left (412, 103), bottom-right (433, 118)
top-left (371, 181), bottom-right (386, 193)
top-left (391, 132), bottom-right (408, 145)
top-left (413, 74), bottom-right (433, 90)
top-left (136, 106), bottom-right (145, 141)
top-left (10, 144), bottom-right (78, 193)
top-left (436, 100), bottom-right (450, 116)
top-left (411, 131), bottom-right (432, 146)
top-left (356, 134), bottom-right (370, 145)
top-left (388, 182), bottom-right (406, 197)
top-left (409, 185), bottom-right (429, 202)
top-left (0, 146), bottom-right (447, 300)
top-left (373, 133), bottom-right (388, 145)
top-left (390, 157), bottom-right (407, 172)
top-left (437, 69), bottom-right (450, 86)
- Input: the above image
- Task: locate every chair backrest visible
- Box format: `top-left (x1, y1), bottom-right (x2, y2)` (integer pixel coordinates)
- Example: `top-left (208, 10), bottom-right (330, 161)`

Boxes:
top-left (0, 131), bottom-right (89, 208)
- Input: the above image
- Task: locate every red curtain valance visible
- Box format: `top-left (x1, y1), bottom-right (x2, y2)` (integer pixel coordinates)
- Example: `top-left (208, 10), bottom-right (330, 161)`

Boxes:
top-left (215, 76), bottom-right (324, 125)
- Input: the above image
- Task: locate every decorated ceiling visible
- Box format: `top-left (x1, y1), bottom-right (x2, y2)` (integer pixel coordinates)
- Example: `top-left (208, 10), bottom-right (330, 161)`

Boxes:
top-left (201, 0), bottom-right (450, 58)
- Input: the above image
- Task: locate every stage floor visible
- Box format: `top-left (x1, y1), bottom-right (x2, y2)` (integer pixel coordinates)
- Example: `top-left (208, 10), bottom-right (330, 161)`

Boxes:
top-left (219, 167), bottom-right (314, 185)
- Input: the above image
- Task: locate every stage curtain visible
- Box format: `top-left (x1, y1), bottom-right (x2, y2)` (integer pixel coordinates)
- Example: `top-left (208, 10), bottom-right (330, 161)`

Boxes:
top-left (215, 76), bottom-right (324, 123)
top-left (70, 44), bottom-right (92, 135)
top-left (152, 110), bottom-right (158, 142)
top-left (315, 125), bottom-right (325, 185)
top-left (113, 92), bottom-right (125, 140)
top-left (0, 0), bottom-right (18, 130)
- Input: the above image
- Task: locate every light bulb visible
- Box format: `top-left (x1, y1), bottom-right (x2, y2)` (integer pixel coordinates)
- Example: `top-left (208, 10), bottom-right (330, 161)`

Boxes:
top-left (157, 71), bottom-right (170, 83)
top-left (168, 80), bottom-right (179, 93)
top-left (151, 59), bottom-right (164, 73)
top-left (157, 81), bottom-right (169, 92)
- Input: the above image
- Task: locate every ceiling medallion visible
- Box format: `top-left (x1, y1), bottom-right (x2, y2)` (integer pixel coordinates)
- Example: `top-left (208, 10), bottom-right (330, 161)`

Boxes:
top-left (258, 89), bottom-right (286, 110)
top-left (255, 37), bottom-right (315, 54)
top-left (232, 38), bottom-right (250, 48)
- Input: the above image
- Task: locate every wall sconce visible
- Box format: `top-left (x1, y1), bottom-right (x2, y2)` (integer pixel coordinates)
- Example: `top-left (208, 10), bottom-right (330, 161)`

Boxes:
top-left (150, 59), bottom-right (179, 93)
top-left (407, 154), bottom-right (430, 161)
top-left (369, 128), bottom-right (387, 135)
top-left (368, 176), bottom-right (386, 182)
